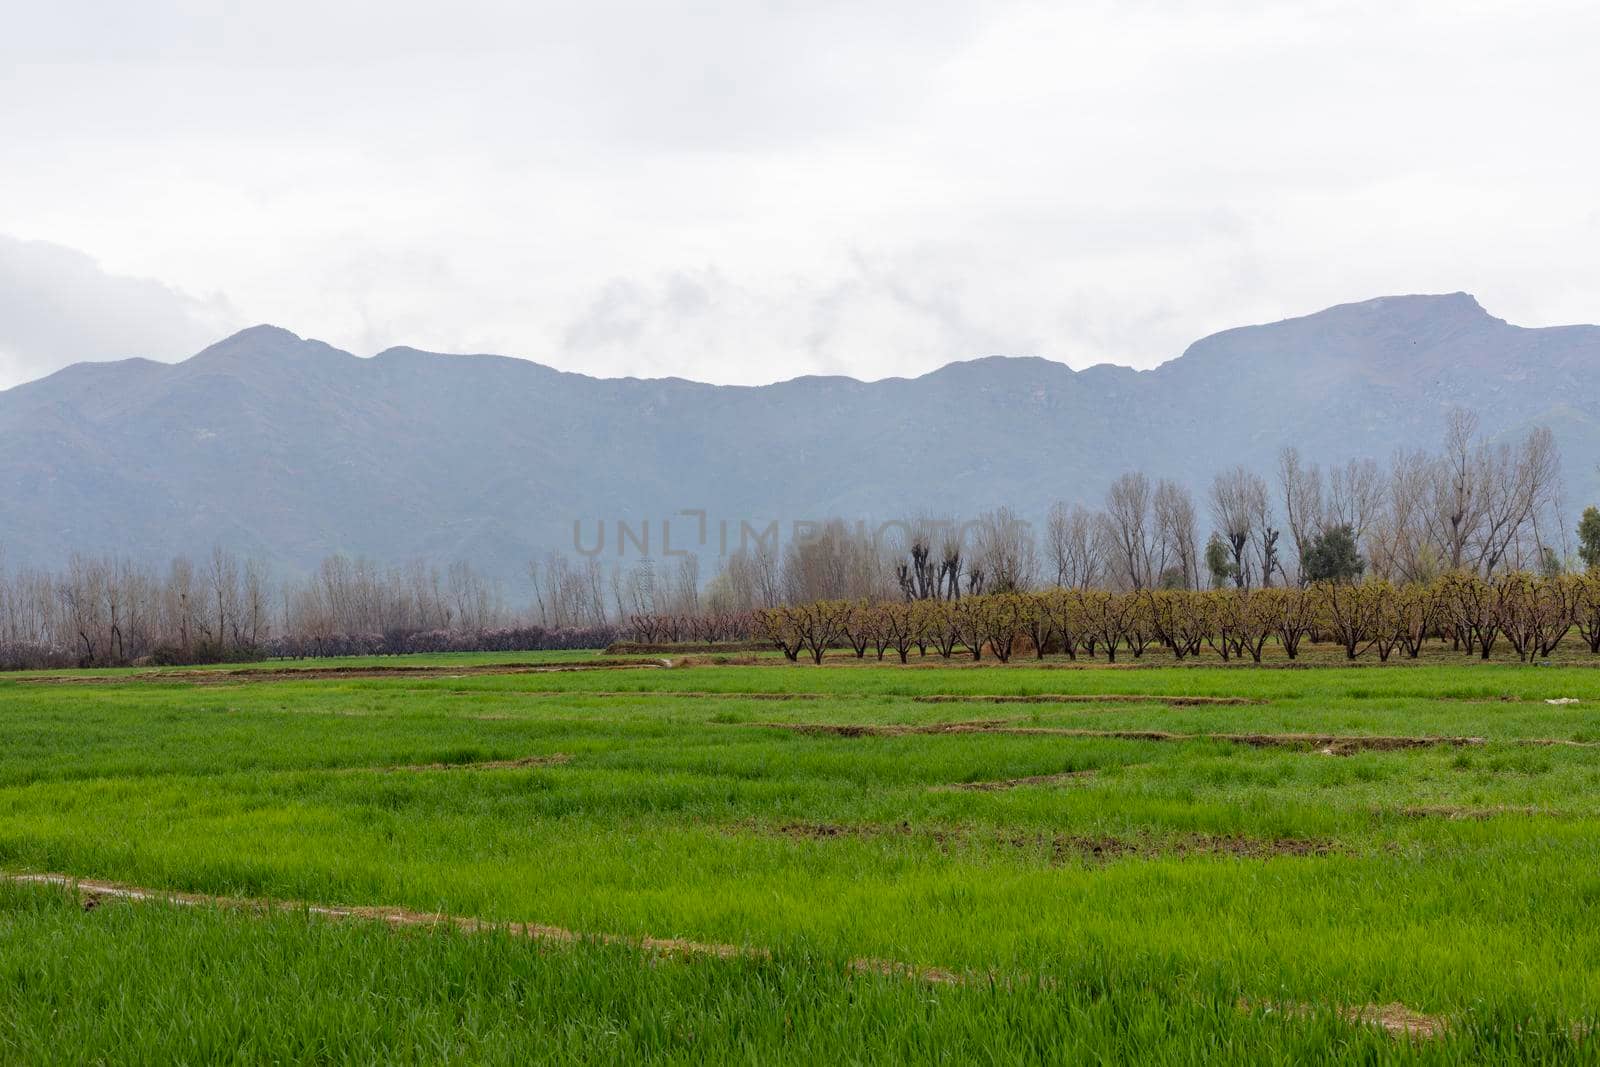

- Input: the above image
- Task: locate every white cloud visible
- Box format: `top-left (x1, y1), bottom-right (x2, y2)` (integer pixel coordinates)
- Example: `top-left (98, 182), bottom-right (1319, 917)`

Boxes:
top-left (1, 0), bottom-right (1597, 386)
top-left (0, 236), bottom-right (239, 388)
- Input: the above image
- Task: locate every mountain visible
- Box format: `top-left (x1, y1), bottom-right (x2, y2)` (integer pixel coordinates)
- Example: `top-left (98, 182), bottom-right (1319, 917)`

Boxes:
top-left (2, 293), bottom-right (1597, 580)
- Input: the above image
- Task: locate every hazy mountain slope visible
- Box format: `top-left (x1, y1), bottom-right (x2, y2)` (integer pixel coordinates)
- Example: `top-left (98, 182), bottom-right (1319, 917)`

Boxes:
top-left (1, 293), bottom-right (1596, 579)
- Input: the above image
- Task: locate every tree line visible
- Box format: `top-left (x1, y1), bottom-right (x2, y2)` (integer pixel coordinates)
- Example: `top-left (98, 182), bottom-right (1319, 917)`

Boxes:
top-left (728, 573), bottom-right (1600, 665)
top-left (669, 407), bottom-right (1573, 612)
top-left (2, 407), bottom-right (1590, 669)
top-left (0, 550), bottom-right (614, 670)
top-left (512, 407), bottom-right (1580, 627)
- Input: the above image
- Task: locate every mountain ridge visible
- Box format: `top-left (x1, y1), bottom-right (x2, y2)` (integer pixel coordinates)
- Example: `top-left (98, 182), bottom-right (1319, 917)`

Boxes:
top-left (6, 291), bottom-right (1555, 398)
top-left (2, 293), bottom-right (1597, 581)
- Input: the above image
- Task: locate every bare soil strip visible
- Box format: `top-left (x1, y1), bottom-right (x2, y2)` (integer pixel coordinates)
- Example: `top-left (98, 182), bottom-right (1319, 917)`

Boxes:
top-left (383, 753), bottom-right (572, 773)
top-left (913, 693), bottom-right (1262, 706)
top-left (569, 689), bottom-right (824, 701)
top-left (1523, 738), bottom-right (1600, 748)
top-left (746, 720), bottom-right (1489, 753)
top-left (1243, 998), bottom-right (1448, 1039)
top-left (750, 718), bottom-right (1016, 737)
top-left (748, 820), bottom-right (1338, 860)
top-left (1393, 804), bottom-right (1553, 820)
top-left (5, 873), bottom-right (958, 983)
top-left (932, 770), bottom-right (1099, 792)
top-left (666, 656), bottom-right (1153, 670)
top-left (16, 660), bottom-right (668, 686)
top-left (606, 641), bottom-right (771, 655)
top-left (5, 872), bottom-right (1459, 1039)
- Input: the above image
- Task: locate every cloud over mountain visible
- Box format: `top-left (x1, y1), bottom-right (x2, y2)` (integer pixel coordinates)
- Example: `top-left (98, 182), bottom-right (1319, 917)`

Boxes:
top-left (0, 235), bottom-right (239, 389)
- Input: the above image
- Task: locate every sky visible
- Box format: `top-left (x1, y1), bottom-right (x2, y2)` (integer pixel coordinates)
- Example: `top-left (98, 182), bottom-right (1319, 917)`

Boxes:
top-left (3, 0), bottom-right (1599, 390)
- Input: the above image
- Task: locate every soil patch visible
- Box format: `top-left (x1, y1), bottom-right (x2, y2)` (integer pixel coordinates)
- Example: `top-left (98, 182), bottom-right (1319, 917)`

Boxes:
top-left (7, 872), bottom-right (1474, 1037)
top-left (750, 820), bottom-right (1337, 861)
top-left (6, 872), bottom-right (961, 985)
top-left (1244, 997), bottom-right (1448, 1039)
top-left (933, 770), bottom-right (1099, 792)
top-left (1393, 804), bottom-right (1550, 820)
top-left (913, 693), bottom-right (1261, 706)
top-left (747, 720), bottom-right (1487, 753)
top-left (606, 641), bottom-right (771, 655)
top-left (570, 689), bottom-right (822, 702)
top-left (384, 753), bottom-right (572, 773)
top-left (752, 718), bottom-right (1016, 738)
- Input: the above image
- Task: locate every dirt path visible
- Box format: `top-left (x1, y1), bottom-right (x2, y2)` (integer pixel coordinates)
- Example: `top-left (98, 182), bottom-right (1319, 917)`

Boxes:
top-left (4, 872), bottom-right (956, 981)
top-left (1242, 998), bottom-right (1448, 1039)
top-left (744, 719), bottom-right (1491, 753)
top-left (381, 753), bottom-right (572, 773)
top-left (912, 693), bottom-right (1262, 706)
top-left (1393, 804), bottom-right (1555, 820)
top-left (548, 689), bottom-right (824, 701)
top-left (932, 769), bottom-right (1100, 791)
top-left (747, 820), bottom-right (1338, 860)
top-left (4, 871), bottom-right (1454, 1039)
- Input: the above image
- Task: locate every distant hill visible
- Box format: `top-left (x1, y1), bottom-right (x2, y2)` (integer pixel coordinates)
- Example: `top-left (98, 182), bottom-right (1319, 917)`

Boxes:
top-left (2, 293), bottom-right (1597, 579)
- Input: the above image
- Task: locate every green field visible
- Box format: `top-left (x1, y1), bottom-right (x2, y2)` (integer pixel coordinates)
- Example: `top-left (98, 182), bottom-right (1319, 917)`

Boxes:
top-left (4, 651), bottom-right (1600, 1062)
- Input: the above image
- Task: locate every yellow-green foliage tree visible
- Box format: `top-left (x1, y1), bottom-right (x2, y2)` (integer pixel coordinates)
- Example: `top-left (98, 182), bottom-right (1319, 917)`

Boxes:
top-left (746, 574), bottom-right (1589, 666)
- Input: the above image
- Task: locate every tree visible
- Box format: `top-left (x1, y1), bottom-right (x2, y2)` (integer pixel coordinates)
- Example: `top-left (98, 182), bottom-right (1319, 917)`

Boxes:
top-left (1154, 480), bottom-right (1199, 590)
top-left (1249, 481), bottom-right (1283, 588)
top-left (895, 519), bottom-right (936, 600)
top-left (1277, 446), bottom-right (1323, 584)
top-left (937, 524), bottom-right (963, 600)
top-left (1579, 506), bottom-right (1600, 571)
top-left (782, 519), bottom-right (891, 604)
top-left (1301, 525), bottom-right (1365, 584)
top-left (1431, 408), bottom-right (1482, 572)
top-left (1204, 534), bottom-right (1235, 588)
top-left (1104, 472), bottom-right (1161, 590)
top-left (971, 508), bottom-right (1038, 593)
top-left (1367, 447), bottom-right (1436, 584)
top-left (1326, 457), bottom-right (1383, 546)
top-left (1044, 503), bottom-right (1103, 589)
top-left (1209, 466), bottom-right (1264, 588)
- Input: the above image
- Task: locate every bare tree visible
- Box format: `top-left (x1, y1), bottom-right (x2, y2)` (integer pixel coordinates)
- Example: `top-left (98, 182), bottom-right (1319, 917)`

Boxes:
top-left (530, 551), bottom-right (611, 627)
top-left (782, 520), bottom-right (892, 604)
top-left (1248, 478), bottom-right (1282, 588)
top-left (896, 516), bottom-right (944, 600)
top-left (1473, 425), bottom-right (1560, 575)
top-left (668, 553), bottom-right (701, 615)
top-left (1367, 448), bottom-right (1438, 583)
top-left (1278, 446), bottom-right (1324, 579)
top-left (937, 522), bottom-right (963, 600)
top-left (1429, 408), bottom-right (1483, 572)
top-left (1327, 457), bottom-right (1383, 546)
top-left (1044, 503), bottom-right (1104, 589)
top-left (1209, 466), bottom-right (1259, 589)
top-left (1153, 480), bottom-right (1199, 589)
top-left (242, 558), bottom-right (270, 647)
top-left (971, 507), bottom-right (1038, 593)
top-left (1104, 472), bottom-right (1162, 590)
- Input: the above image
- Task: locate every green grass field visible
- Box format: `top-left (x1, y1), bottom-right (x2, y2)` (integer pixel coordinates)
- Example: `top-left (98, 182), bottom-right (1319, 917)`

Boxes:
top-left (4, 649), bottom-right (1600, 1062)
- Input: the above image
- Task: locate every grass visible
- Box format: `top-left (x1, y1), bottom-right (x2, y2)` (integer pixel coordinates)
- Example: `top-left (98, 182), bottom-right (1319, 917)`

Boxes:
top-left (7, 881), bottom-right (1513, 1066)
top-left (3, 649), bottom-right (1600, 1061)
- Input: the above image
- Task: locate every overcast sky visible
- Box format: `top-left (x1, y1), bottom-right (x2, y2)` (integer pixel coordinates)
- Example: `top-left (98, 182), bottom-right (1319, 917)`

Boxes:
top-left (3, 0), bottom-right (1598, 389)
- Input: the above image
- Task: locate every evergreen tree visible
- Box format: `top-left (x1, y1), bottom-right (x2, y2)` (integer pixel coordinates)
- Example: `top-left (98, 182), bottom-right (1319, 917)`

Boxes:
top-left (1578, 507), bottom-right (1600, 571)
top-left (1301, 524), bottom-right (1365, 584)
top-left (1204, 534), bottom-right (1235, 588)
